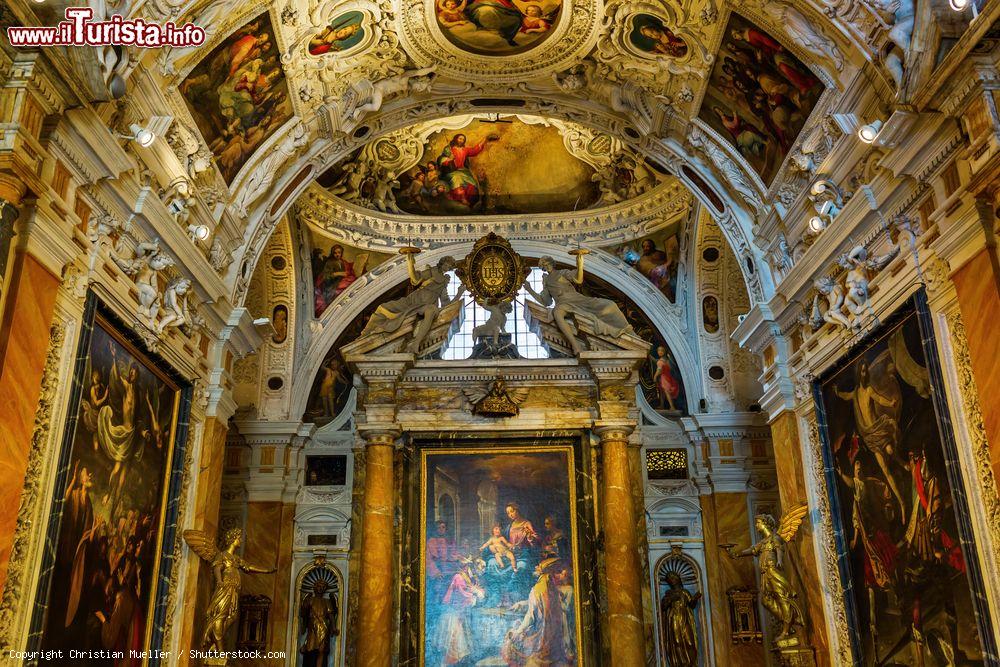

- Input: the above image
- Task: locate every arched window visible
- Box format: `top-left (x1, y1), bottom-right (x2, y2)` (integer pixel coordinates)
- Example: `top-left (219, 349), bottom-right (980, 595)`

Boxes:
top-left (440, 268), bottom-right (550, 360)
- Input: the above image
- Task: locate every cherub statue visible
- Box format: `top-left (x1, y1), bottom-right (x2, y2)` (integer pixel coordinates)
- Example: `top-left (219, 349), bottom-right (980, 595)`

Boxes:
top-left (350, 67), bottom-right (437, 121)
top-left (522, 253), bottom-right (632, 355)
top-left (183, 527), bottom-right (276, 653)
top-left (840, 245), bottom-right (898, 328)
top-left (360, 252), bottom-right (465, 353)
top-left (329, 159), bottom-right (370, 202)
top-left (371, 167), bottom-right (402, 213)
top-left (472, 299), bottom-right (512, 342)
top-left (810, 276), bottom-right (851, 331)
top-left (111, 239), bottom-right (175, 330)
top-left (157, 277), bottom-right (200, 334)
top-left (723, 505), bottom-right (809, 639)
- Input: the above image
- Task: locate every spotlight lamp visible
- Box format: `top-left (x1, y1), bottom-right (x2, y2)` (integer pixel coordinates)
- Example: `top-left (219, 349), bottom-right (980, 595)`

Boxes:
top-left (857, 119), bottom-right (883, 144)
top-left (948, 0), bottom-right (969, 10)
top-left (118, 123), bottom-right (156, 147)
top-left (808, 216), bottom-right (827, 234)
top-left (188, 224), bottom-right (211, 242)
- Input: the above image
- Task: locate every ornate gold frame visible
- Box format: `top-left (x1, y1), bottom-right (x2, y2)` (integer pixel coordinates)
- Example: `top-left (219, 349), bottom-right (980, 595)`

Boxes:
top-left (417, 444), bottom-right (585, 666)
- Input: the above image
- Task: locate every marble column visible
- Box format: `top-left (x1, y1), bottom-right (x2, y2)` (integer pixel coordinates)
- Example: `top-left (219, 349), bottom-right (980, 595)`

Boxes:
top-left (356, 428), bottom-right (398, 667)
top-left (597, 425), bottom-right (646, 667)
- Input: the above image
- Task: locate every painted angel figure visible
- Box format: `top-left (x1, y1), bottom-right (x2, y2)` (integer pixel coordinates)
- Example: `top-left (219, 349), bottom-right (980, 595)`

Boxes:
top-left (183, 527), bottom-right (276, 653)
top-left (724, 504), bottom-right (809, 639)
top-left (436, 0), bottom-right (468, 27)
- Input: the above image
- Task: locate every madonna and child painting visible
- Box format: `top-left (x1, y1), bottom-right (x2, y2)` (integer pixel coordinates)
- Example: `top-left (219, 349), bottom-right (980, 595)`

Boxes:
top-left (422, 448), bottom-right (581, 666)
top-left (435, 0), bottom-right (562, 55)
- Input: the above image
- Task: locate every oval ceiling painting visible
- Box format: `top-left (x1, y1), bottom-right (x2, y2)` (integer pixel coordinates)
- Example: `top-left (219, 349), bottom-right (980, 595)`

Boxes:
top-left (316, 115), bottom-right (668, 216)
top-left (308, 10), bottom-right (366, 56)
top-left (436, 0), bottom-right (562, 55)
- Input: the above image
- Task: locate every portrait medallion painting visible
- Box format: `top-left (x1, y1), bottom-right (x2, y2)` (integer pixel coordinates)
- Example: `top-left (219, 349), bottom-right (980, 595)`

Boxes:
top-left (309, 229), bottom-right (393, 318)
top-left (629, 14), bottom-right (688, 58)
top-left (420, 447), bottom-right (582, 666)
top-left (816, 298), bottom-right (992, 665)
top-left (308, 10), bottom-right (365, 55)
top-left (271, 304), bottom-right (289, 344)
top-left (179, 14), bottom-right (293, 184)
top-left (36, 310), bottom-right (184, 662)
top-left (696, 13), bottom-right (824, 184)
top-left (391, 119), bottom-right (598, 216)
top-left (435, 0), bottom-right (562, 55)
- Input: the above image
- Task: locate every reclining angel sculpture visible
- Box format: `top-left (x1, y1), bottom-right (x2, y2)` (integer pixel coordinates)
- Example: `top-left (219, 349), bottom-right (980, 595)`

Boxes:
top-left (522, 253), bottom-right (633, 355)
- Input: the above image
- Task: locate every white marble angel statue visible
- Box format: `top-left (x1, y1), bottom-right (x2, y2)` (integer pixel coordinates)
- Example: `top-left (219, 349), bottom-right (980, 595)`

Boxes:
top-left (350, 67), bottom-right (436, 121)
top-left (111, 239), bottom-right (174, 330)
top-left (183, 528), bottom-right (276, 653)
top-left (841, 245), bottom-right (898, 328)
top-left (810, 276), bottom-right (851, 331)
top-left (523, 254), bottom-right (633, 355)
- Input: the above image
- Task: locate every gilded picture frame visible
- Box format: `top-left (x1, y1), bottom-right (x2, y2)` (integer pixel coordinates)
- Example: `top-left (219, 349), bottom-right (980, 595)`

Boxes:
top-left (28, 295), bottom-right (192, 665)
top-left (415, 442), bottom-right (587, 666)
top-left (812, 291), bottom-right (997, 664)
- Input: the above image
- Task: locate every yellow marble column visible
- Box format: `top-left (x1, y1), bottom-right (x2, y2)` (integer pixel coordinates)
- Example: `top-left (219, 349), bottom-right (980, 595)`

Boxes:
top-left (597, 425), bottom-right (646, 667)
top-left (356, 429), bottom-right (398, 667)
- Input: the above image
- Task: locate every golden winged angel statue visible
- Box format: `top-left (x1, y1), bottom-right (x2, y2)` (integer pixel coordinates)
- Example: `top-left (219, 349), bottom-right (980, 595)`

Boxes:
top-left (183, 527), bottom-right (276, 652)
top-left (723, 503), bottom-right (810, 639)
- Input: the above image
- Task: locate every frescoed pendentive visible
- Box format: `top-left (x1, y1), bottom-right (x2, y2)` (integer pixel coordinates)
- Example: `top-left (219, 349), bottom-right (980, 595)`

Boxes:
top-left (436, 0), bottom-right (562, 55)
top-left (579, 274), bottom-right (687, 414)
top-left (817, 300), bottom-right (991, 664)
top-left (309, 230), bottom-right (393, 318)
top-left (37, 313), bottom-right (183, 657)
top-left (613, 223), bottom-right (682, 303)
top-left (421, 447), bottom-right (581, 665)
top-left (308, 10), bottom-right (365, 55)
top-left (628, 14), bottom-right (688, 58)
top-left (696, 13), bottom-right (823, 184)
top-left (179, 14), bottom-right (293, 184)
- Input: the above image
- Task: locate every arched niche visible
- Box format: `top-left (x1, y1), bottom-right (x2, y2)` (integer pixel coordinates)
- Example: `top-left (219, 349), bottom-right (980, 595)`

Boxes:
top-left (289, 559), bottom-right (345, 667)
top-left (653, 550), bottom-right (713, 667)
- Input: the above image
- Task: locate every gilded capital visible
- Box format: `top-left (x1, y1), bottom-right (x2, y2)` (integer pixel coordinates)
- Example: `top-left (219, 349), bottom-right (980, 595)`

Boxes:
top-left (359, 427), bottom-right (401, 448)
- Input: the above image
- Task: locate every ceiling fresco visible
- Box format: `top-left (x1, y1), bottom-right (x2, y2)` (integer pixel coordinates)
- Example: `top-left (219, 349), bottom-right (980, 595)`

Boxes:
top-left (436, 0), bottom-right (563, 55)
top-left (315, 115), bottom-right (670, 216)
top-left (178, 13), bottom-right (293, 184)
top-left (695, 13), bottom-right (825, 184)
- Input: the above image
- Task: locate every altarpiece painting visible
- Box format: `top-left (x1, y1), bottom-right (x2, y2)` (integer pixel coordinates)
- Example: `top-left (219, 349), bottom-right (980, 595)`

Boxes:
top-left (33, 304), bottom-right (188, 662)
top-left (815, 296), bottom-right (993, 665)
top-left (420, 447), bottom-right (583, 666)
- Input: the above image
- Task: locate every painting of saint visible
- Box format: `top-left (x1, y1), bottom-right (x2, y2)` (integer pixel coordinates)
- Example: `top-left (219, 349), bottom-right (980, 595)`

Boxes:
top-left (577, 273), bottom-right (688, 414)
top-left (436, 0), bottom-right (562, 55)
top-left (702, 296), bottom-right (719, 333)
top-left (308, 11), bottom-right (365, 56)
top-left (309, 232), bottom-right (392, 318)
top-left (304, 281), bottom-right (409, 426)
top-left (37, 313), bottom-right (183, 661)
top-left (696, 13), bottom-right (823, 184)
top-left (391, 118), bottom-right (601, 216)
top-left (817, 301), bottom-right (991, 665)
top-left (179, 15), bottom-right (292, 184)
top-left (615, 225), bottom-right (681, 302)
top-left (629, 14), bottom-right (688, 58)
top-left (421, 448), bottom-right (581, 666)
top-left (271, 304), bottom-right (288, 344)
